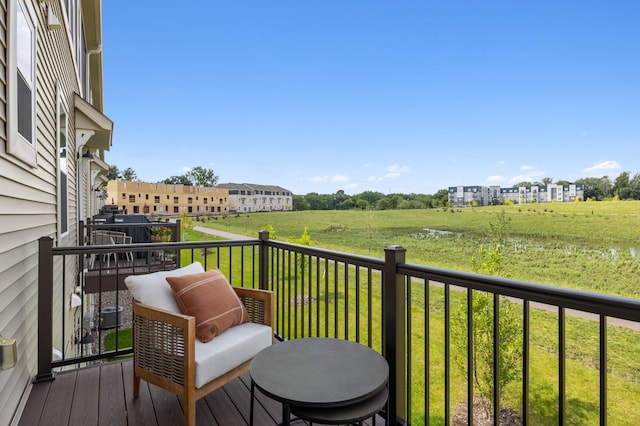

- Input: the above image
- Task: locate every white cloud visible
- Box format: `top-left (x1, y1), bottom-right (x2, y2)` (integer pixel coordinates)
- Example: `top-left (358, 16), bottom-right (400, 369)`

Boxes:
top-left (582, 160), bottom-right (621, 176)
top-left (386, 164), bottom-right (410, 174)
top-left (181, 166), bottom-right (191, 173)
top-left (486, 175), bottom-right (506, 183)
top-left (366, 164), bottom-right (410, 183)
top-left (497, 160), bottom-right (506, 166)
top-left (331, 175), bottom-right (349, 183)
top-left (507, 166), bottom-right (545, 183)
top-left (345, 183), bottom-right (359, 189)
top-left (312, 174), bottom-right (350, 183)
top-left (508, 172), bottom-right (544, 184)
top-left (382, 164), bottom-right (410, 178)
top-left (509, 175), bottom-right (533, 184)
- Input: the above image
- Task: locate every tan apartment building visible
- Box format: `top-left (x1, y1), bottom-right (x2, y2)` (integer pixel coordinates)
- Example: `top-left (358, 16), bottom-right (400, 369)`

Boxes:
top-left (106, 180), bottom-right (229, 216)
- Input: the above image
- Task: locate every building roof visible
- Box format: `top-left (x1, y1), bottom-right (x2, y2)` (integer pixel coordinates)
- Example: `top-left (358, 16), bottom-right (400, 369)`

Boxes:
top-left (216, 183), bottom-right (292, 194)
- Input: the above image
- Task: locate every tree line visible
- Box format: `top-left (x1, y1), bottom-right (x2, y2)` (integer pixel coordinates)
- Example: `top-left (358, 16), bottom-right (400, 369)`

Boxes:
top-left (575, 172), bottom-right (640, 201)
top-left (293, 189), bottom-right (451, 211)
top-left (107, 165), bottom-right (218, 187)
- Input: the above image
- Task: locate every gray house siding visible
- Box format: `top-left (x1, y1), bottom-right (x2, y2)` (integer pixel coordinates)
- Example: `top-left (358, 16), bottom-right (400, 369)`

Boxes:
top-left (0, 1), bottom-right (111, 423)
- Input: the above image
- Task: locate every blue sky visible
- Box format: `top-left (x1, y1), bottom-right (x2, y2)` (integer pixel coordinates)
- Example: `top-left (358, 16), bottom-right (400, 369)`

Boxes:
top-left (102, 1), bottom-right (639, 196)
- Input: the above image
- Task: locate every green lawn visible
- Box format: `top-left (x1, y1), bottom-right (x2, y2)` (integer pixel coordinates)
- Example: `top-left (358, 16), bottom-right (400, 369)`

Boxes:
top-left (104, 328), bottom-right (133, 361)
top-left (190, 201), bottom-right (640, 298)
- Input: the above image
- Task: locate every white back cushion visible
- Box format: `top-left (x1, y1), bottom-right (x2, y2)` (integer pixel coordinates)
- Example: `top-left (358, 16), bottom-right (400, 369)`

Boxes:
top-left (124, 262), bottom-right (204, 313)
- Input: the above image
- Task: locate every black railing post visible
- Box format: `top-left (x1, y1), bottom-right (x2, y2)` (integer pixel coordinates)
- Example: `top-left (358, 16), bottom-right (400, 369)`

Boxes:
top-left (174, 219), bottom-right (182, 267)
top-left (258, 230), bottom-right (270, 290)
top-left (174, 219), bottom-right (181, 242)
top-left (383, 245), bottom-right (407, 424)
top-left (35, 237), bottom-right (55, 383)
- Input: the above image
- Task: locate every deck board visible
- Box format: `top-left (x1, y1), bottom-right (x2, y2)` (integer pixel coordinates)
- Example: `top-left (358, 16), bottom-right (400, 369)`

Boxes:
top-left (18, 379), bottom-right (50, 426)
top-left (20, 360), bottom-right (385, 425)
top-left (98, 362), bottom-right (128, 426)
top-left (122, 364), bottom-right (157, 425)
top-left (42, 370), bottom-right (76, 426)
top-left (69, 366), bottom-right (100, 425)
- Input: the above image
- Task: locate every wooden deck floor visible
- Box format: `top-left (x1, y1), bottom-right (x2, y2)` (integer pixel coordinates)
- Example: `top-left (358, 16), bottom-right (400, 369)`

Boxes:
top-left (18, 360), bottom-right (385, 425)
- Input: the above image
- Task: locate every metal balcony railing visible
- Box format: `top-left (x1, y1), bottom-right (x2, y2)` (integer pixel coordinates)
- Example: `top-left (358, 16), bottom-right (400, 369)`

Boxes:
top-left (37, 230), bottom-right (640, 425)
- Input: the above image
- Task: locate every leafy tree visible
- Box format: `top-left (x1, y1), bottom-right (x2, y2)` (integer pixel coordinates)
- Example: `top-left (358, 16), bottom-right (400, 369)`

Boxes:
top-left (107, 165), bottom-right (120, 180)
top-left (575, 176), bottom-right (613, 200)
top-left (542, 177), bottom-right (552, 185)
top-left (388, 194), bottom-right (405, 208)
top-left (432, 189), bottom-right (449, 207)
top-left (334, 189), bottom-right (348, 207)
top-left (163, 175), bottom-right (193, 185)
top-left (451, 211), bottom-right (522, 414)
top-left (415, 193), bottom-right (434, 208)
top-left (304, 192), bottom-right (334, 210)
top-left (398, 199), bottom-right (423, 209)
top-left (286, 227), bottom-right (316, 274)
top-left (286, 226), bottom-right (316, 246)
top-left (337, 198), bottom-right (356, 210)
top-left (121, 167), bottom-right (137, 181)
top-left (180, 211), bottom-right (193, 234)
top-left (555, 179), bottom-right (571, 186)
top-left (629, 173), bottom-right (640, 200)
top-left (375, 198), bottom-right (393, 210)
top-left (161, 166), bottom-right (218, 187)
top-left (293, 195), bottom-right (310, 211)
top-left (188, 166), bottom-right (218, 187)
top-left (355, 199), bottom-right (370, 210)
top-left (263, 224), bottom-right (277, 240)
top-left (613, 171), bottom-right (631, 199)
top-left (357, 191), bottom-right (385, 207)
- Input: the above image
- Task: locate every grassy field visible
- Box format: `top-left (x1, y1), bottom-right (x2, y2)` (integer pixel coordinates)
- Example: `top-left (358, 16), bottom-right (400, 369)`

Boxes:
top-left (193, 201), bottom-right (640, 298)
top-left (185, 201), bottom-right (640, 424)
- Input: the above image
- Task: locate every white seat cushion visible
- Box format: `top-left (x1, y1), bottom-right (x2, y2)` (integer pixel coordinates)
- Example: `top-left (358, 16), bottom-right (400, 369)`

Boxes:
top-left (194, 322), bottom-right (272, 389)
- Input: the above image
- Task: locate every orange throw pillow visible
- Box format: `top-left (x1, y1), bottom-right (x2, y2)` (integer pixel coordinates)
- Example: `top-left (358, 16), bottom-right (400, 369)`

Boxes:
top-left (166, 269), bottom-right (249, 343)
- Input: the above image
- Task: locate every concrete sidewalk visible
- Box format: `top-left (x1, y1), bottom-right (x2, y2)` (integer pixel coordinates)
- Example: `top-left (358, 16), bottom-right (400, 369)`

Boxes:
top-left (193, 226), bottom-right (253, 240)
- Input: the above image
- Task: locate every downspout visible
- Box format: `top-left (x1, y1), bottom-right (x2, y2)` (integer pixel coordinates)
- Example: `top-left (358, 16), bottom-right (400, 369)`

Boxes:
top-left (77, 45), bottom-right (102, 222)
top-left (76, 131), bottom-right (95, 222)
top-left (86, 44), bottom-right (102, 107)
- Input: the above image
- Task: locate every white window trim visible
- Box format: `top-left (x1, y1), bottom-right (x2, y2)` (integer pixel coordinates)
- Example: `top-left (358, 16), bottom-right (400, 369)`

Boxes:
top-left (57, 85), bottom-right (70, 238)
top-left (7, 0), bottom-right (38, 167)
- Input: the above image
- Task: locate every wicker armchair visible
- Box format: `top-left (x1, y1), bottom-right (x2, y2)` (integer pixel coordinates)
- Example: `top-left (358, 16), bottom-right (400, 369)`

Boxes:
top-left (132, 287), bottom-right (273, 426)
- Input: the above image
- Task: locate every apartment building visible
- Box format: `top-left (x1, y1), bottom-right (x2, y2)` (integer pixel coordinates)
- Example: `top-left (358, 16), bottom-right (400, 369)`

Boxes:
top-left (106, 180), bottom-right (230, 216)
top-left (449, 184), bottom-right (585, 206)
top-left (216, 183), bottom-right (293, 213)
top-left (448, 185), bottom-right (495, 206)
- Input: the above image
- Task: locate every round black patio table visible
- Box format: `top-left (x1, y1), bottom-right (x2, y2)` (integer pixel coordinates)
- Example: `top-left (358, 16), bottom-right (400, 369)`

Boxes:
top-left (250, 338), bottom-right (389, 425)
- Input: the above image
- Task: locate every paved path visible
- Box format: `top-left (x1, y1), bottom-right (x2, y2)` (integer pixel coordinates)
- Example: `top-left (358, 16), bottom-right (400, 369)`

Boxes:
top-left (442, 284), bottom-right (640, 331)
top-left (193, 226), bottom-right (252, 240)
